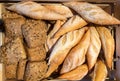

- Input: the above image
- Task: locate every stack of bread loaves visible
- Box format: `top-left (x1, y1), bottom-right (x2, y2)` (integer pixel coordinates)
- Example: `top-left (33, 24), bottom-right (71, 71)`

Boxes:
top-left (1, 9), bottom-right (48, 81)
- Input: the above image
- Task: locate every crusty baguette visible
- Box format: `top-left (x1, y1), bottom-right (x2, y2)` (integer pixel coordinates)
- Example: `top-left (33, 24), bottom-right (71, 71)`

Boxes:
top-left (2, 37), bottom-right (26, 63)
top-left (86, 27), bottom-right (101, 70)
top-left (43, 4), bottom-right (73, 18)
top-left (2, 9), bottom-right (24, 20)
top-left (7, 1), bottom-right (66, 20)
top-left (92, 60), bottom-right (107, 81)
top-left (54, 15), bottom-right (87, 38)
top-left (64, 2), bottom-right (120, 25)
top-left (47, 20), bottom-right (66, 50)
top-left (45, 27), bottom-right (88, 77)
top-left (58, 64), bottom-right (88, 80)
top-left (96, 27), bottom-right (115, 69)
top-left (49, 20), bottom-right (66, 38)
top-left (60, 29), bottom-right (90, 74)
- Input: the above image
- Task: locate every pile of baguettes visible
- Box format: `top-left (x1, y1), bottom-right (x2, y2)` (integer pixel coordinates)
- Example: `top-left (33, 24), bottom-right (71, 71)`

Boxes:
top-left (3, 1), bottom-right (120, 81)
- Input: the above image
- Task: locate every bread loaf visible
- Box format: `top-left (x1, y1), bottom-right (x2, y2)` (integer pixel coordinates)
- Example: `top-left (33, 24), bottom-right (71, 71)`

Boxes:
top-left (58, 64), bottom-right (88, 80)
top-left (27, 45), bottom-right (46, 61)
top-left (61, 28), bottom-right (90, 74)
top-left (86, 27), bottom-right (101, 70)
top-left (44, 4), bottom-right (73, 18)
top-left (4, 17), bottom-right (25, 39)
top-left (1, 37), bottom-right (26, 79)
top-left (92, 60), bottom-right (107, 81)
top-left (7, 1), bottom-right (66, 20)
top-left (22, 19), bottom-right (47, 48)
top-left (96, 27), bottom-right (115, 69)
top-left (46, 27), bottom-right (88, 77)
top-left (54, 15), bottom-right (87, 38)
top-left (47, 20), bottom-right (65, 50)
top-left (25, 62), bottom-right (48, 81)
top-left (64, 2), bottom-right (120, 25)
top-left (5, 62), bottom-right (17, 79)
top-left (17, 59), bottom-right (27, 80)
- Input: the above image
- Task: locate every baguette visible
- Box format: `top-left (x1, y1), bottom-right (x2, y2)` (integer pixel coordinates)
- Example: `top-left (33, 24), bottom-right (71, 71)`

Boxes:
top-left (25, 61), bottom-right (48, 81)
top-left (45, 27), bottom-right (88, 77)
top-left (64, 2), bottom-right (120, 25)
top-left (4, 17), bottom-right (25, 38)
top-left (54, 15), bottom-right (87, 38)
top-left (92, 60), bottom-right (108, 81)
top-left (96, 27), bottom-right (115, 69)
top-left (86, 27), bottom-right (101, 70)
top-left (47, 20), bottom-right (65, 50)
top-left (58, 64), bottom-right (88, 80)
top-left (60, 29), bottom-right (90, 74)
top-left (7, 1), bottom-right (66, 20)
top-left (43, 4), bottom-right (73, 18)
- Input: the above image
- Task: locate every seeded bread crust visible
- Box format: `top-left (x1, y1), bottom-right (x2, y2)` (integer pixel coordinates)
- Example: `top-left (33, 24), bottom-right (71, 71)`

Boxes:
top-left (27, 45), bottom-right (46, 61)
top-left (4, 18), bottom-right (25, 39)
top-left (17, 59), bottom-right (27, 80)
top-left (22, 19), bottom-right (47, 48)
top-left (25, 61), bottom-right (48, 81)
top-left (0, 37), bottom-right (27, 79)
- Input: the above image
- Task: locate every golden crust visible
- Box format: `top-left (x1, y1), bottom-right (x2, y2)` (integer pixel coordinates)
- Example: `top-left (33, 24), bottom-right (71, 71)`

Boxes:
top-left (96, 27), bottom-right (115, 69)
top-left (64, 2), bottom-right (120, 25)
top-left (86, 27), bottom-right (101, 70)
top-left (54, 15), bottom-right (87, 38)
top-left (92, 60), bottom-right (108, 81)
top-left (61, 28), bottom-right (90, 74)
top-left (58, 64), bottom-right (88, 80)
top-left (7, 1), bottom-right (66, 20)
top-left (45, 27), bottom-right (88, 77)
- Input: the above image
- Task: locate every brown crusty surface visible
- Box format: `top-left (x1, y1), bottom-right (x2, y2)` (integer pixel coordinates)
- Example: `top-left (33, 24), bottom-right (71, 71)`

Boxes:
top-left (25, 61), bottom-right (48, 81)
top-left (22, 19), bottom-right (47, 48)
top-left (5, 62), bottom-right (18, 79)
top-left (0, 37), bottom-right (27, 79)
top-left (27, 45), bottom-right (46, 61)
top-left (17, 59), bottom-right (27, 80)
top-left (4, 17), bottom-right (25, 39)
top-left (2, 10), bottom-right (26, 44)
top-left (4, 36), bottom-right (12, 44)
top-left (2, 10), bottom-right (24, 20)
top-left (0, 46), bottom-right (5, 63)
top-left (2, 37), bottom-right (26, 63)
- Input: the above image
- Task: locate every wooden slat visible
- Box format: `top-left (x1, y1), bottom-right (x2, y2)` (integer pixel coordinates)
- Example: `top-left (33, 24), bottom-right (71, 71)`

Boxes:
top-left (115, 26), bottom-right (120, 81)
top-left (0, 0), bottom-right (116, 3)
top-left (116, 27), bottom-right (120, 57)
top-left (115, 0), bottom-right (120, 81)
